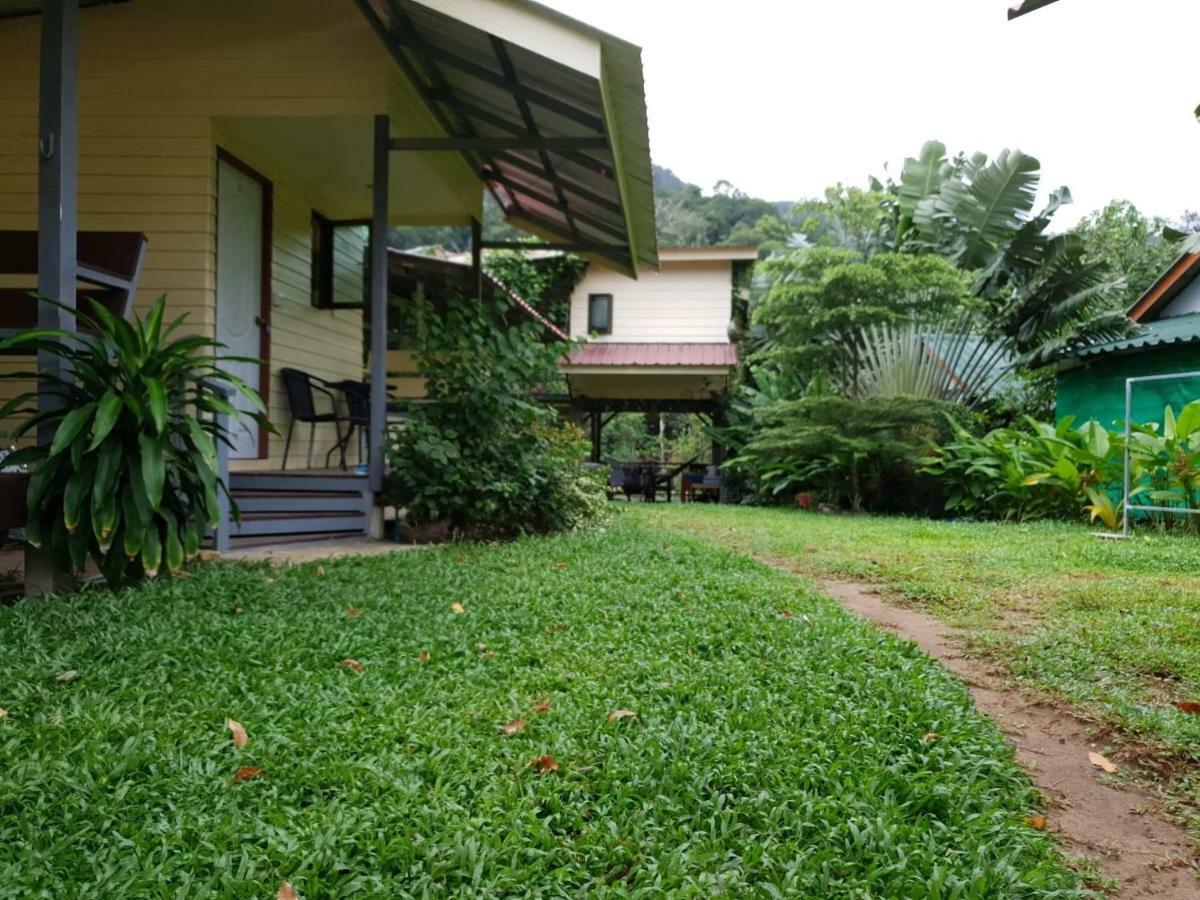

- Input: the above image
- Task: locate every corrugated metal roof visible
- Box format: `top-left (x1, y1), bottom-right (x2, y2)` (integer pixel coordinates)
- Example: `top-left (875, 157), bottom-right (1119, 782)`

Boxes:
top-left (358, 0), bottom-right (657, 277)
top-left (566, 343), bottom-right (737, 367)
top-left (0, 0), bottom-right (126, 19)
top-left (1067, 315), bottom-right (1200, 359)
top-left (1008, 0), bottom-right (1062, 19)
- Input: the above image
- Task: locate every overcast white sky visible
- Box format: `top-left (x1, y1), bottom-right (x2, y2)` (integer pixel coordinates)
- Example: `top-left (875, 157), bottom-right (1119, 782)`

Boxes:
top-left (541, 0), bottom-right (1200, 227)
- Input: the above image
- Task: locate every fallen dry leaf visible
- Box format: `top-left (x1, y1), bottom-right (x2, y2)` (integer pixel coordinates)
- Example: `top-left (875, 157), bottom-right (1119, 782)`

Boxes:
top-left (1026, 815), bottom-right (1048, 830)
top-left (673, 590), bottom-right (686, 601)
top-left (552, 562), bottom-right (568, 569)
top-left (1088, 751), bottom-right (1119, 774)
top-left (922, 732), bottom-right (941, 742)
top-left (503, 718), bottom-right (527, 735)
top-left (229, 605), bottom-right (243, 615)
top-left (1176, 700), bottom-right (1200, 714)
top-left (233, 766), bottom-right (266, 783)
top-left (532, 698), bottom-right (551, 715)
top-left (607, 709), bottom-right (637, 723)
top-left (226, 718), bottom-right (248, 749)
top-left (346, 608), bottom-right (365, 619)
top-left (530, 754), bottom-right (559, 774)
top-left (802, 615), bottom-right (813, 626)
top-left (55, 669), bottom-right (80, 683)
top-left (450, 602), bottom-right (465, 614)
top-left (455, 555), bottom-right (466, 564)
top-left (417, 651), bottom-right (431, 662)
top-left (545, 623), bottom-right (565, 633)
top-left (0, 708), bottom-right (7, 719)
top-left (277, 880), bottom-right (299, 900)
top-left (477, 643), bottom-right (487, 652)
top-left (316, 565), bottom-right (326, 577)
top-left (339, 658), bottom-right (364, 673)
top-left (777, 610), bottom-right (794, 619)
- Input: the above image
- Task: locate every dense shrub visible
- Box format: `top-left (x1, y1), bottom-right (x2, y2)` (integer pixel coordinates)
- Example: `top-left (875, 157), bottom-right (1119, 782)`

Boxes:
top-left (384, 292), bottom-right (608, 539)
top-left (922, 416), bottom-right (1117, 523)
top-left (923, 402), bottom-right (1200, 529)
top-left (726, 395), bottom-right (959, 513)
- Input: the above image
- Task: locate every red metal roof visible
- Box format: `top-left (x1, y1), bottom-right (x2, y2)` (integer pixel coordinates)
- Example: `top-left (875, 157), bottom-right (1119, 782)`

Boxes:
top-left (566, 343), bottom-right (738, 367)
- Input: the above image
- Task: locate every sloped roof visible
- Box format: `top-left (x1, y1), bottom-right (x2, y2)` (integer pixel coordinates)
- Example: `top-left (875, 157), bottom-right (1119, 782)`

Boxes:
top-left (566, 343), bottom-right (737, 368)
top-left (359, 0), bottom-right (657, 277)
top-left (1008, 0), bottom-right (1062, 19)
top-left (0, 0), bottom-right (126, 18)
top-left (1065, 315), bottom-right (1200, 360)
top-left (1127, 253), bottom-right (1200, 323)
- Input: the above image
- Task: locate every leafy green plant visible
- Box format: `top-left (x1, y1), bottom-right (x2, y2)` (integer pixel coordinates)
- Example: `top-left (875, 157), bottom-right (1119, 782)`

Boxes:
top-left (923, 415), bottom-right (1119, 522)
top-left (384, 289), bottom-right (607, 538)
top-left (1125, 401), bottom-right (1200, 527)
top-left (725, 394), bottom-right (958, 512)
top-left (923, 413), bottom-right (1133, 525)
top-left (483, 248), bottom-right (585, 332)
top-left (888, 141), bottom-right (1128, 365)
top-left (0, 296), bottom-right (269, 586)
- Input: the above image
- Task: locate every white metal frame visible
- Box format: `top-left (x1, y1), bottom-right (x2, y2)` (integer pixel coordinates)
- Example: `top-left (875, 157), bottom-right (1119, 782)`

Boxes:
top-left (1121, 370), bottom-right (1200, 535)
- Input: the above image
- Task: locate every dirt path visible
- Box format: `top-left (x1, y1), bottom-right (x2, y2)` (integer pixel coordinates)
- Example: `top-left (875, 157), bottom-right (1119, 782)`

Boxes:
top-left (814, 576), bottom-right (1197, 898)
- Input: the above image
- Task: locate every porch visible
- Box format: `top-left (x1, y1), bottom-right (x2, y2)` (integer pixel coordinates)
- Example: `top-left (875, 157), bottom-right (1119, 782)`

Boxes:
top-left (4, 0), bottom-right (656, 586)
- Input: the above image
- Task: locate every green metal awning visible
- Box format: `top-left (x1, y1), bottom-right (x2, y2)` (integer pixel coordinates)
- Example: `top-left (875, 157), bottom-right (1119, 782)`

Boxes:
top-left (1062, 315), bottom-right (1200, 361)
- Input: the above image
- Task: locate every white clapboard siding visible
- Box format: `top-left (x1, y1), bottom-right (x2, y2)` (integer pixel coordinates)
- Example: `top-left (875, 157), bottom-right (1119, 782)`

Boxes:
top-left (569, 259), bottom-right (733, 344)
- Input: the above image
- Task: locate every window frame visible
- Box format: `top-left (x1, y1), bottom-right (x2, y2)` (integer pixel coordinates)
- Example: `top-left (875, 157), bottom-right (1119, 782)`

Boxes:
top-left (311, 212), bottom-right (371, 310)
top-left (587, 292), bottom-right (613, 335)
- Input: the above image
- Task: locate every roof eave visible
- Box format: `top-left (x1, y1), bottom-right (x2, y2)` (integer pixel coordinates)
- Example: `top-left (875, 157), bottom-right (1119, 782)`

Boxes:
top-left (1127, 252), bottom-right (1200, 322)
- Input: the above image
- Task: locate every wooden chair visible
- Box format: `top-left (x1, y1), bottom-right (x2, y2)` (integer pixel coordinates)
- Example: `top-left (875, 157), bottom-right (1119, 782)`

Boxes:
top-left (0, 230), bottom-right (148, 336)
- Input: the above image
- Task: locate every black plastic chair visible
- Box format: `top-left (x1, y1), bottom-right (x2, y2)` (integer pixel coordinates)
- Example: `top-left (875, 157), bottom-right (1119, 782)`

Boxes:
top-left (330, 379), bottom-right (370, 469)
top-left (280, 368), bottom-right (347, 470)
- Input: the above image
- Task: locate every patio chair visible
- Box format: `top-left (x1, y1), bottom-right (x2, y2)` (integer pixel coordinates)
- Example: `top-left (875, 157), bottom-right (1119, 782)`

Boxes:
top-left (329, 379), bottom-right (370, 469)
top-left (280, 368), bottom-right (348, 470)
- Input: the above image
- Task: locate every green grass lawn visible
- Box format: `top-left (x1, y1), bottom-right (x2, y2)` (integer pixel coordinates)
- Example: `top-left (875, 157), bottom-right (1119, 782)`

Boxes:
top-left (0, 518), bottom-right (1091, 897)
top-left (633, 505), bottom-right (1200, 830)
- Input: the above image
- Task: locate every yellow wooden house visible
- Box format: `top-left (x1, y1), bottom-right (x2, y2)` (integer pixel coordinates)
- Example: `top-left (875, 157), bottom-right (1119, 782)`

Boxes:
top-left (0, 0), bottom-right (656, 551)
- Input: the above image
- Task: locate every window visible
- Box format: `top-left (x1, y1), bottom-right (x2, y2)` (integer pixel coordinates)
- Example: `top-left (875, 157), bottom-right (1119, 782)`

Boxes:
top-left (311, 212), bottom-right (370, 309)
top-left (587, 293), bottom-right (613, 335)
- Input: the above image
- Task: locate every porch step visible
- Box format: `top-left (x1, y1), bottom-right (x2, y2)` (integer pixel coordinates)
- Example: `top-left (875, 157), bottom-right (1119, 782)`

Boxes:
top-left (227, 531), bottom-right (378, 551)
top-left (230, 510), bottom-right (368, 538)
top-left (233, 490), bottom-right (366, 514)
top-left (213, 469), bottom-right (373, 546)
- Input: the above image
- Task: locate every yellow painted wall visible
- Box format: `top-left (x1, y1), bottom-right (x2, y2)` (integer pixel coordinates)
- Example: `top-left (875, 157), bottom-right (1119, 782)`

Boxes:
top-left (0, 0), bottom-right (479, 466)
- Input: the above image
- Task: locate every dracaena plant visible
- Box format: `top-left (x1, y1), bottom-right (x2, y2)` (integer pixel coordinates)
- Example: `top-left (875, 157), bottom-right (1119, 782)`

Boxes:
top-left (0, 295), bottom-right (270, 587)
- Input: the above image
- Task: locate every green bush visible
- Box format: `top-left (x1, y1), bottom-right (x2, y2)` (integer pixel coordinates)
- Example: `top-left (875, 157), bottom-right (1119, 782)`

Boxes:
top-left (0, 296), bottom-right (269, 586)
top-left (384, 293), bottom-right (608, 538)
top-left (923, 402), bottom-right (1200, 529)
top-left (725, 394), bottom-right (958, 513)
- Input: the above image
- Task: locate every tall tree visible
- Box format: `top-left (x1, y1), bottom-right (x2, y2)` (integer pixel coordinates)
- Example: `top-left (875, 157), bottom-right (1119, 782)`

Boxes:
top-left (887, 141), bottom-right (1127, 363)
top-left (1073, 200), bottom-right (1180, 308)
top-left (752, 248), bottom-right (972, 392)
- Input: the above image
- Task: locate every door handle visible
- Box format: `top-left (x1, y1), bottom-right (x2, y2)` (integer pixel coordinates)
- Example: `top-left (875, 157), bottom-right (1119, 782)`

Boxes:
top-left (255, 315), bottom-right (271, 335)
